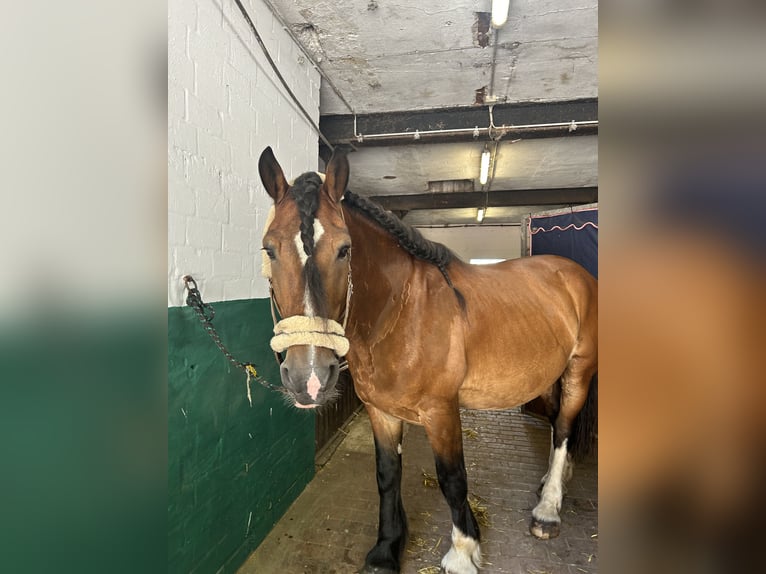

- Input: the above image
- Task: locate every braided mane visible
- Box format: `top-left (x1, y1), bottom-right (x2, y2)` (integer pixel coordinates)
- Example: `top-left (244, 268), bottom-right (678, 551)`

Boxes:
top-left (290, 172), bottom-right (322, 257)
top-left (289, 172), bottom-right (327, 316)
top-left (343, 190), bottom-right (465, 309)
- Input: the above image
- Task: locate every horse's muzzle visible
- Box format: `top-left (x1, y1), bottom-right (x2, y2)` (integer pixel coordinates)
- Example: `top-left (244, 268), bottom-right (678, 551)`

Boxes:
top-left (279, 345), bottom-right (340, 408)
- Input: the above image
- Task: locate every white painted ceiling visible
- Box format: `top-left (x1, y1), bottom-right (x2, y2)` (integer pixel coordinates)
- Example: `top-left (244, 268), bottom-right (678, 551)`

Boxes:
top-left (348, 137), bottom-right (598, 194)
top-left (267, 0), bottom-right (598, 227)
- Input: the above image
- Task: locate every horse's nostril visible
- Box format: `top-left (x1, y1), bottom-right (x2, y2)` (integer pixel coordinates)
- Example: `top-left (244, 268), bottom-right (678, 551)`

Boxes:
top-left (280, 363), bottom-right (290, 384)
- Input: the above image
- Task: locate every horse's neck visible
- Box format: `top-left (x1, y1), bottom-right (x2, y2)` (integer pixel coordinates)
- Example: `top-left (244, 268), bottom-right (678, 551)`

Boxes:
top-left (343, 204), bottom-right (411, 291)
top-left (342, 204), bottom-right (414, 335)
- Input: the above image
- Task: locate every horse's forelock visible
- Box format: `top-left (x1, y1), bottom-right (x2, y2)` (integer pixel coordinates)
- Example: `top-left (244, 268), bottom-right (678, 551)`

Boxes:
top-left (288, 171), bottom-right (330, 317)
top-left (289, 172), bottom-right (323, 255)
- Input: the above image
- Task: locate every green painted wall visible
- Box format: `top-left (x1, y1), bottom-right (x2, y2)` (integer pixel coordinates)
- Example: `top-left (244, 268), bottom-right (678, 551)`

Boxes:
top-left (168, 298), bottom-right (315, 573)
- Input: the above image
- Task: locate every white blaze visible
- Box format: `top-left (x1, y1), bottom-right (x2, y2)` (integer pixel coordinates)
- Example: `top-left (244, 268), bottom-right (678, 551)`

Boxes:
top-left (295, 219), bottom-right (325, 317)
top-left (293, 219), bottom-right (325, 268)
top-left (313, 219), bottom-right (325, 244)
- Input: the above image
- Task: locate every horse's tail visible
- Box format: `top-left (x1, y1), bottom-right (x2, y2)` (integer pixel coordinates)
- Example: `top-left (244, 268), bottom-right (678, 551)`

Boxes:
top-left (568, 374), bottom-right (598, 461)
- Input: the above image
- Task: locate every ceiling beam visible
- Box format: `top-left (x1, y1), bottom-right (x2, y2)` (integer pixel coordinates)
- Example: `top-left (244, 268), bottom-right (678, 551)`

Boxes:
top-left (366, 187), bottom-right (598, 211)
top-left (320, 98), bottom-right (598, 149)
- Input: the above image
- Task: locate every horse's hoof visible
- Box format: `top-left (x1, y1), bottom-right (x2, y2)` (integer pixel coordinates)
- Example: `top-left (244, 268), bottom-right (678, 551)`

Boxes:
top-left (530, 518), bottom-right (560, 540)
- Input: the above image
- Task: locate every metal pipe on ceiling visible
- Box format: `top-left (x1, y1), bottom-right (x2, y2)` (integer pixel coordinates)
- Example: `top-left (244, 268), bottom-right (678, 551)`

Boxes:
top-left (354, 120), bottom-right (598, 143)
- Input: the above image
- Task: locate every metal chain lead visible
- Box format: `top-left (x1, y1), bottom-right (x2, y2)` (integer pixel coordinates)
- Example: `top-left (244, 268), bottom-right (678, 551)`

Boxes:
top-left (182, 275), bottom-right (282, 392)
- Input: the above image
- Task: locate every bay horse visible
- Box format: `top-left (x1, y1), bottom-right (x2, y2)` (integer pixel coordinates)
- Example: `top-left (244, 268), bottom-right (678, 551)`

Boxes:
top-left (258, 147), bottom-right (598, 574)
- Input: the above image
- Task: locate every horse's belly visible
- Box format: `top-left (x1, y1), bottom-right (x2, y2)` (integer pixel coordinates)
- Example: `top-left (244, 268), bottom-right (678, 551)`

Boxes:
top-left (458, 360), bottom-right (566, 410)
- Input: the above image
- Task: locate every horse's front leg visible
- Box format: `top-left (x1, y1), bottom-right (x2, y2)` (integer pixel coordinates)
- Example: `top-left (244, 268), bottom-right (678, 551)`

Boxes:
top-left (361, 405), bottom-right (407, 574)
top-left (423, 402), bottom-right (481, 574)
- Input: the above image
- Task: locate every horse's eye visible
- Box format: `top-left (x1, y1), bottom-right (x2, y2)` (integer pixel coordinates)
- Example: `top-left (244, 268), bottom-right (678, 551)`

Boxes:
top-left (337, 245), bottom-right (351, 260)
top-left (262, 247), bottom-right (276, 261)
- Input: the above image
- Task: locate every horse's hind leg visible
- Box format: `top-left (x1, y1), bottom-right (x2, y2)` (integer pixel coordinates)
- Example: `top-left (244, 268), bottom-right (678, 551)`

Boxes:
top-left (532, 381), bottom-right (566, 495)
top-left (531, 357), bottom-right (596, 540)
top-left (422, 402), bottom-right (481, 574)
top-left (361, 406), bottom-right (407, 574)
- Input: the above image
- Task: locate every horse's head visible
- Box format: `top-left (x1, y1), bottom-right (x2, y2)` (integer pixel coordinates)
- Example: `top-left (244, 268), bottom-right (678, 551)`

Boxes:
top-left (258, 147), bottom-right (352, 409)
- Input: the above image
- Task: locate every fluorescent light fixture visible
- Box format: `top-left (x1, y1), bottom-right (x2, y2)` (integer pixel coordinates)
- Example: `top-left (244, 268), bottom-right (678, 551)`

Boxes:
top-left (479, 146), bottom-right (491, 185)
top-left (491, 0), bottom-right (510, 28)
top-left (476, 208), bottom-right (485, 223)
top-left (470, 258), bottom-right (505, 265)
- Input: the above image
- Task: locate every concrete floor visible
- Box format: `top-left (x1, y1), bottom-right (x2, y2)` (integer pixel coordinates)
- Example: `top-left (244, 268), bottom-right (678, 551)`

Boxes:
top-left (239, 408), bottom-right (598, 573)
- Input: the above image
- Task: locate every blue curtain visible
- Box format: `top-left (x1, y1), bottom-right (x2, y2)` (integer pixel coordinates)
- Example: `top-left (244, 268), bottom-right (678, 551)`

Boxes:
top-left (530, 208), bottom-right (598, 279)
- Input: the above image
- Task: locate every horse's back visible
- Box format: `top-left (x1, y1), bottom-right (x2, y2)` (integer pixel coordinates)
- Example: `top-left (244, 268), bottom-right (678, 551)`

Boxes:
top-left (450, 255), bottom-right (597, 409)
top-left (455, 254), bottom-right (596, 319)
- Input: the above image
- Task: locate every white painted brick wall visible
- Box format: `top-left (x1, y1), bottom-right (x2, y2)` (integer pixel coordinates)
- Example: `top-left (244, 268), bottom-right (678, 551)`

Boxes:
top-left (168, 0), bottom-right (320, 306)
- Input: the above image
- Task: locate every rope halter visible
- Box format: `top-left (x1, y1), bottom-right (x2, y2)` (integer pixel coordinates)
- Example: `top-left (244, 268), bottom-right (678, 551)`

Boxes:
top-left (270, 316), bottom-right (350, 357)
top-left (262, 203), bottom-right (353, 361)
top-left (268, 267), bottom-right (353, 359)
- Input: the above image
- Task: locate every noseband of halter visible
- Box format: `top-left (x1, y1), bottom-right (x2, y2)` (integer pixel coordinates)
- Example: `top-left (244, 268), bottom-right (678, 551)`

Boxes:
top-left (268, 270), bottom-right (352, 357)
top-left (270, 313), bottom-right (350, 357)
top-left (262, 204), bottom-right (353, 359)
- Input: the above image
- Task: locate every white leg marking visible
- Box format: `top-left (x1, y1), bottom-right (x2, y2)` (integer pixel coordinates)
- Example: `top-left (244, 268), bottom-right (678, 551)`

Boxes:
top-left (540, 431), bottom-right (574, 487)
top-left (441, 526), bottom-right (481, 574)
top-left (540, 431), bottom-right (555, 487)
top-left (397, 443), bottom-right (402, 454)
top-left (533, 438), bottom-right (569, 525)
top-left (562, 451), bottom-right (574, 484)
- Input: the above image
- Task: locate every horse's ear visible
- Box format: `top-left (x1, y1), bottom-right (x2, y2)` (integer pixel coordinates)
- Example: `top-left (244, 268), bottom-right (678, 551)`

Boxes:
top-left (258, 147), bottom-right (288, 202)
top-left (323, 149), bottom-right (349, 203)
